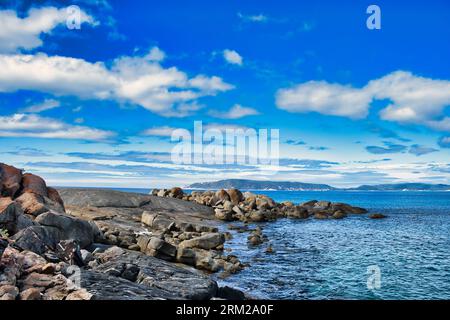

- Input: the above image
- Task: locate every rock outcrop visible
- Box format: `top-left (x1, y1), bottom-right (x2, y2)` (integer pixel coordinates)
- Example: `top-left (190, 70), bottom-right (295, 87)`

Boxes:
top-left (1, 164), bottom-right (240, 300)
top-left (152, 187), bottom-right (369, 222)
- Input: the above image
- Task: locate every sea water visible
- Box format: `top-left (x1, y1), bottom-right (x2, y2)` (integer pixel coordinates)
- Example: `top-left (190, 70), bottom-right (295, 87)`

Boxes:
top-left (117, 189), bottom-right (450, 299)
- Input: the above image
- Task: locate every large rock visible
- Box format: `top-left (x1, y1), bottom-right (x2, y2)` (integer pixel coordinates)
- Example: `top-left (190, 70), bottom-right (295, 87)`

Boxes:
top-left (138, 236), bottom-right (177, 261)
top-left (12, 225), bottom-right (60, 254)
top-left (215, 189), bottom-right (230, 202)
top-left (0, 197), bottom-right (35, 234)
top-left (369, 213), bottom-right (387, 219)
top-left (179, 233), bottom-right (225, 250)
top-left (0, 285), bottom-right (19, 300)
top-left (287, 206), bottom-right (309, 219)
top-left (0, 163), bottom-right (22, 198)
top-left (22, 173), bottom-right (48, 197)
top-left (331, 202), bottom-right (367, 214)
top-left (47, 187), bottom-right (64, 208)
top-left (35, 211), bottom-right (101, 248)
top-left (227, 189), bottom-right (244, 205)
top-left (214, 208), bottom-right (233, 221)
top-left (169, 187), bottom-right (184, 199)
top-left (93, 247), bottom-right (218, 300)
top-left (141, 212), bottom-right (175, 230)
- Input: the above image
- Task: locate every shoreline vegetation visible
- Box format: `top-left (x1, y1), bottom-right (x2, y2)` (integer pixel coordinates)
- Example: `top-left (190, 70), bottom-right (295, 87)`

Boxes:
top-left (1, 163), bottom-right (385, 300)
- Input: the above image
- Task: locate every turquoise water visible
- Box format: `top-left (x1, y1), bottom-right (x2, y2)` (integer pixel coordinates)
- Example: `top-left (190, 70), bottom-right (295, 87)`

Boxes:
top-left (116, 188), bottom-right (450, 300)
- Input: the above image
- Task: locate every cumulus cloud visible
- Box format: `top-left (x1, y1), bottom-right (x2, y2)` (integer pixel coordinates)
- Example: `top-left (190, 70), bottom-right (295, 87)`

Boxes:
top-left (276, 81), bottom-right (372, 119)
top-left (0, 6), bottom-right (97, 53)
top-left (0, 113), bottom-right (114, 140)
top-left (0, 48), bottom-right (233, 116)
top-left (223, 49), bottom-right (243, 66)
top-left (209, 104), bottom-right (259, 119)
top-left (276, 71), bottom-right (450, 131)
top-left (21, 98), bottom-right (60, 113)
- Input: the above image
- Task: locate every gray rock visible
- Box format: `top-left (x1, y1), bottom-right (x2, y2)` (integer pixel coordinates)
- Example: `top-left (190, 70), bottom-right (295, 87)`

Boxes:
top-left (214, 208), bottom-right (233, 221)
top-left (0, 198), bottom-right (35, 234)
top-left (58, 188), bottom-right (153, 208)
top-left (176, 247), bottom-right (196, 266)
top-left (147, 237), bottom-right (177, 260)
top-left (80, 249), bottom-right (94, 264)
top-left (217, 286), bottom-right (246, 300)
top-left (12, 225), bottom-right (60, 254)
top-left (179, 233), bottom-right (225, 250)
top-left (93, 247), bottom-right (218, 300)
top-left (35, 211), bottom-right (101, 248)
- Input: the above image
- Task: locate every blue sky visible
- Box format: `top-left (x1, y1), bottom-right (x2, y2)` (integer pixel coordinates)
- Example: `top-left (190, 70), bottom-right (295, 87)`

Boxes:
top-left (0, 0), bottom-right (449, 188)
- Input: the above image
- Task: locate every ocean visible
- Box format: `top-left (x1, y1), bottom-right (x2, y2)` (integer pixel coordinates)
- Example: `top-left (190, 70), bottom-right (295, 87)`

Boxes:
top-left (115, 188), bottom-right (450, 300)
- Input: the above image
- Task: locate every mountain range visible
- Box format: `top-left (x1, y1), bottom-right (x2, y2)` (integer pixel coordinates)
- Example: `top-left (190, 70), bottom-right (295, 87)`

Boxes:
top-left (187, 179), bottom-right (450, 191)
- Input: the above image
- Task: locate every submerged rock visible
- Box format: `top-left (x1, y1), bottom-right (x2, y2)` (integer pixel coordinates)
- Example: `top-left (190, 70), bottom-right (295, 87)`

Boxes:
top-left (370, 213), bottom-right (387, 219)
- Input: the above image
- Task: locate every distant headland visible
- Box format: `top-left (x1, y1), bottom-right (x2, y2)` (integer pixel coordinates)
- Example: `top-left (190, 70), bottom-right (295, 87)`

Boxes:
top-left (187, 179), bottom-right (450, 191)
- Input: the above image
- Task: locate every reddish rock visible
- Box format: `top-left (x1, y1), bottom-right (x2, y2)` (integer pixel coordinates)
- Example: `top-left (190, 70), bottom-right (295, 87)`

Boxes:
top-left (47, 187), bottom-right (65, 209)
top-left (0, 285), bottom-right (19, 300)
top-left (227, 188), bottom-right (244, 205)
top-left (0, 163), bottom-right (23, 198)
top-left (370, 213), bottom-right (387, 219)
top-left (20, 288), bottom-right (41, 300)
top-left (215, 189), bottom-right (230, 202)
top-left (15, 192), bottom-right (47, 217)
top-left (22, 173), bottom-right (48, 198)
top-left (169, 187), bottom-right (184, 199)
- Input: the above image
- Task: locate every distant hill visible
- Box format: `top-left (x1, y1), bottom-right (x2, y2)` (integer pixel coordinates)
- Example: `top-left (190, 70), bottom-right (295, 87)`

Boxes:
top-left (350, 183), bottom-right (450, 191)
top-left (187, 179), bottom-right (450, 191)
top-left (187, 179), bottom-right (336, 191)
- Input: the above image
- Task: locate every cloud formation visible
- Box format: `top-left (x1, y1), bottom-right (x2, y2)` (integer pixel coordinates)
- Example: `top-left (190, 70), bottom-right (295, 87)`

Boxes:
top-left (408, 144), bottom-right (438, 156)
top-left (0, 113), bottom-right (114, 140)
top-left (276, 71), bottom-right (450, 131)
top-left (209, 104), bottom-right (259, 119)
top-left (21, 98), bottom-right (60, 113)
top-left (237, 12), bottom-right (268, 23)
top-left (366, 142), bottom-right (407, 154)
top-left (0, 6), bottom-right (96, 53)
top-left (223, 49), bottom-right (243, 66)
top-left (0, 48), bottom-right (233, 116)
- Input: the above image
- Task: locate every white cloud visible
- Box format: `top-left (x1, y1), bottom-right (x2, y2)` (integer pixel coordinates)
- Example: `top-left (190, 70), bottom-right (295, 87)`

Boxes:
top-left (223, 49), bottom-right (243, 66)
top-left (276, 71), bottom-right (450, 131)
top-left (276, 81), bottom-right (372, 119)
top-left (0, 6), bottom-right (97, 53)
top-left (237, 12), bottom-right (268, 23)
top-left (0, 47), bottom-right (233, 116)
top-left (209, 104), bottom-right (260, 119)
top-left (373, 71), bottom-right (450, 128)
top-left (203, 123), bottom-right (251, 131)
top-left (145, 46), bottom-right (165, 62)
top-left (141, 126), bottom-right (179, 137)
top-left (0, 114), bottom-right (114, 140)
top-left (21, 98), bottom-right (60, 113)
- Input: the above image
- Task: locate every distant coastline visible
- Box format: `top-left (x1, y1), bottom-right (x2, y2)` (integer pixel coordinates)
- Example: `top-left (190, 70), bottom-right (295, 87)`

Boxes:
top-left (186, 179), bottom-right (450, 192)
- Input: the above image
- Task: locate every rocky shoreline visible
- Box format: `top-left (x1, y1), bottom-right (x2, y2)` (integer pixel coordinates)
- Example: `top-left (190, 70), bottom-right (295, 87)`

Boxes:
top-left (1, 163), bottom-right (373, 300)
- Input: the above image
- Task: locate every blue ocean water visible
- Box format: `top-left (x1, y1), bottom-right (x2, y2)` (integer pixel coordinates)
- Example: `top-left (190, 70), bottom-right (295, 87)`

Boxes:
top-left (115, 188), bottom-right (450, 299)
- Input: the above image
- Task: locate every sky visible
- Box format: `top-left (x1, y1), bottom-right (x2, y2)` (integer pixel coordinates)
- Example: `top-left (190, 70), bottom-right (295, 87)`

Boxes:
top-left (0, 0), bottom-right (449, 188)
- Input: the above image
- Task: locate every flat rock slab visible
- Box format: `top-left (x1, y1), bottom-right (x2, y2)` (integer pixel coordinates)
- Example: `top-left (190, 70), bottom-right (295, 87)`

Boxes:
top-left (58, 188), bottom-right (216, 230)
top-left (92, 247), bottom-right (218, 300)
top-left (78, 269), bottom-right (174, 300)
